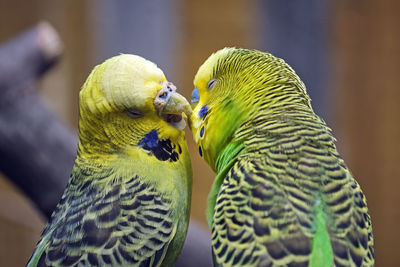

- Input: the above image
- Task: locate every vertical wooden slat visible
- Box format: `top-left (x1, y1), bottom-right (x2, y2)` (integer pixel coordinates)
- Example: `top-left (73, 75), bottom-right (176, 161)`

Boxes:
top-left (258, 0), bottom-right (332, 120)
top-left (0, 1), bottom-right (36, 38)
top-left (57, 0), bottom-right (91, 126)
top-left (0, 1), bottom-right (91, 265)
top-left (333, 1), bottom-right (400, 266)
top-left (0, 1), bottom-right (47, 265)
top-left (179, 0), bottom-right (259, 226)
top-left (86, 0), bottom-right (182, 81)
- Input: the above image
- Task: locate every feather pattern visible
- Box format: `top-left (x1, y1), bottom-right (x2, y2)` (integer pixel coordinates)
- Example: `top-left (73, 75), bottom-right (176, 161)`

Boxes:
top-left (33, 171), bottom-right (176, 267)
top-left (190, 48), bottom-right (373, 267)
top-left (28, 54), bottom-right (192, 267)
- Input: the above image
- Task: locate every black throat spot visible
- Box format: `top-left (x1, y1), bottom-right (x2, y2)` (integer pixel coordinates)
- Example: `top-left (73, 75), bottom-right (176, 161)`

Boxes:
top-left (139, 130), bottom-right (179, 162)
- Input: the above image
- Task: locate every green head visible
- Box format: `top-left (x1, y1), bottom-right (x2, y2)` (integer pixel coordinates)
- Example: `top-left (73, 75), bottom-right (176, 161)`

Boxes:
top-left (190, 48), bottom-right (312, 170)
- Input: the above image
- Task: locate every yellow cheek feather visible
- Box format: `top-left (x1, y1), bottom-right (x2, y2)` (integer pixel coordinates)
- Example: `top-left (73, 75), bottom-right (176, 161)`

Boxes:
top-left (191, 100), bottom-right (218, 170)
top-left (191, 51), bottom-right (249, 170)
top-left (190, 48), bottom-right (233, 166)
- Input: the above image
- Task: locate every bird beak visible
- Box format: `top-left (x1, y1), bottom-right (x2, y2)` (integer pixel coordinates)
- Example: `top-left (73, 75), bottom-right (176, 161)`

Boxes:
top-left (154, 82), bottom-right (192, 130)
top-left (162, 91), bottom-right (192, 118)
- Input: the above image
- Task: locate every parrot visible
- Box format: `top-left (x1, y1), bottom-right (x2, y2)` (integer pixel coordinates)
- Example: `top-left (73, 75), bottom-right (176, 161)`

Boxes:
top-left (27, 54), bottom-right (193, 267)
top-left (189, 48), bottom-right (374, 267)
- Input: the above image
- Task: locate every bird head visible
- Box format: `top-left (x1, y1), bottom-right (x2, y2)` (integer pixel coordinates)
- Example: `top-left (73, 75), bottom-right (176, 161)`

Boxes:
top-left (190, 48), bottom-right (311, 170)
top-left (77, 54), bottom-right (192, 160)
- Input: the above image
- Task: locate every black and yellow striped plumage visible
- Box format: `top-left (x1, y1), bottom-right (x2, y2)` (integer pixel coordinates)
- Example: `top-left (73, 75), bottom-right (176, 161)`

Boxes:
top-left (28, 55), bottom-right (192, 267)
top-left (190, 48), bottom-right (373, 266)
top-left (34, 169), bottom-right (176, 266)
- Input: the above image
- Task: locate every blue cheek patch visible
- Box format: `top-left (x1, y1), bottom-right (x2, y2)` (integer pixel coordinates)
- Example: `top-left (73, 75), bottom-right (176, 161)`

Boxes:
top-left (139, 130), bottom-right (179, 162)
top-left (198, 105), bottom-right (209, 119)
top-left (139, 130), bottom-right (158, 148)
top-left (191, 88), bottom-right (199, 104)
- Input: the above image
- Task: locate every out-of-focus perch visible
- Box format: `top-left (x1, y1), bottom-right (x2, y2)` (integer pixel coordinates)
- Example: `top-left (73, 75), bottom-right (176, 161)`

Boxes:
top-left (0, 22), bottom-right (212, 266)
top-left (0, 22), bottom-right (76, 218)
top-left (0, 22), bottom-right (63, 94)
top-left (176, 221), bottom-right (213, 267)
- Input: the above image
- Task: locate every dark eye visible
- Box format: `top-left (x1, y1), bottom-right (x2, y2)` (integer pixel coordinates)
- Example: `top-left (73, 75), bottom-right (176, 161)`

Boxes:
top-left (126, 109), bottom-right (143, 118)
top-left (207, 78), bottom-right (217, 89)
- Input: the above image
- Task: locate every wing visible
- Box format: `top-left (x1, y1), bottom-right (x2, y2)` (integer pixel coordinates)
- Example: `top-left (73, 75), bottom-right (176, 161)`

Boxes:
top-left (212, 157), bottom-right (313, 267)
top-left (211, 127), bottom-right (373, 266)
top-left (28, 174), bottom-right (176, 267)
top-left (327, 176), bottom-right (374, 267)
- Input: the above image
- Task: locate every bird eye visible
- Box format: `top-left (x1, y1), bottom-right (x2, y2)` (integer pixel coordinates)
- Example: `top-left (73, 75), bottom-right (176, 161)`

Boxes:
top-left (125, 109), bottom-right (143, 118)
top-left (207, 78), bottom-right (217, 89)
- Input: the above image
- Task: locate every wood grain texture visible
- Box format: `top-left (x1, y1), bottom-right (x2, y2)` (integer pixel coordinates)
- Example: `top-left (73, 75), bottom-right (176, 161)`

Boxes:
top-left (333, 1), bottom-right (400, 266)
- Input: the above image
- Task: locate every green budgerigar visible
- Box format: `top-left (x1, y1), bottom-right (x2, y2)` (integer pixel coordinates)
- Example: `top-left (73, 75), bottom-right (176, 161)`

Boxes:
top-left (28, 54), bottom-right (192, 266)
top-left (190, 48), bottom-right (374, 267)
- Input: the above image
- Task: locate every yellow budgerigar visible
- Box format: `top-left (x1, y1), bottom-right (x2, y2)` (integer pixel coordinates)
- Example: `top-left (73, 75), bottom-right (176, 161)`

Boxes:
top-left (190, 48), bottom-right (374, 267)
top-left (27, 54), bottom-right (192, 266)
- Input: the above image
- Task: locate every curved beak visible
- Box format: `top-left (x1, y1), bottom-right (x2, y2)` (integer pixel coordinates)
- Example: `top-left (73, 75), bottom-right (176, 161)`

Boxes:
top-left (162, 92), bottom-right (192, 117)
top-left (154, 82), bottom-right (192, 130)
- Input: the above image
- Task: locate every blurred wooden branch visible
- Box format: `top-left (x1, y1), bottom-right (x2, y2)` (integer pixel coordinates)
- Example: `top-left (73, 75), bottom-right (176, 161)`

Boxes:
top-left (0, 22), bottom-right (75, 218)
top-left (0, 22), bottom-right (212, 266)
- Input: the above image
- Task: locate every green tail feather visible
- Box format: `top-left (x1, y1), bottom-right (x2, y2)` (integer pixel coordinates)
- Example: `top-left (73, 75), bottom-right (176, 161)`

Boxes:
top-left (310, 201), bottom-right (333, 267)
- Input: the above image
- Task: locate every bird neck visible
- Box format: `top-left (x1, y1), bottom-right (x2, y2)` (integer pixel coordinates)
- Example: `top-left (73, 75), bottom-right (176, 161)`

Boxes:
top-left (73, 127), bottom-right (192, 203)
top-left (207, 138), bottom-right (245, 228)
top-left (215, 139), bottom-right (245, 174)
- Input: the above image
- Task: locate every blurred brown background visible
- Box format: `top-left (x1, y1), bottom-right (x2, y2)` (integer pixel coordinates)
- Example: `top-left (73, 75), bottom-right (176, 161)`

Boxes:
top-left (0, 0), bottom-right (399, 266)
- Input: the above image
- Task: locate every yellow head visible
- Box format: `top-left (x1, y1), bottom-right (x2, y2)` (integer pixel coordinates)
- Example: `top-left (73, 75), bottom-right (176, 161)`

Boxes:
top-left (190, 48), bottom-right (311, 170)
top-left (77, 54), bottom-right (192, 165)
